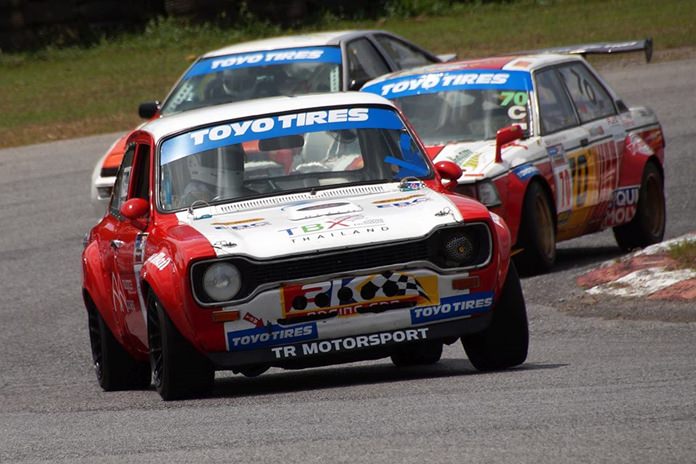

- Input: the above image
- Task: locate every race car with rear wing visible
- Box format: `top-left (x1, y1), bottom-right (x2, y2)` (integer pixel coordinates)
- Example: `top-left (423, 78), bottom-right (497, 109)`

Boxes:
top-left (362, 39), bottom-right (665, 275)
top-left (81, 92), bottom-right (528, 400)
top-left (90, 30), bottom-right (452, 213)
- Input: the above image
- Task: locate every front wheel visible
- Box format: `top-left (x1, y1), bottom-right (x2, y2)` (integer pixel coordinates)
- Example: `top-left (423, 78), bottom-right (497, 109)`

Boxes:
top-left (514, 181), bottom-right (556, 276)
top-left (87, 306), bottom-right (150, 391)
top-left (613, 162), bottom-right (665, 251)
top-left (461, 263), bottom-right (528, 371)
top-left (147, 294), bottom-right (214, 401)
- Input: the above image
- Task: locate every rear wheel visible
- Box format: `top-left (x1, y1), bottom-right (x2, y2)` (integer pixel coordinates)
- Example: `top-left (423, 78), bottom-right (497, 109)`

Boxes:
top-left (87, 306), bottom-right (150, 391)
top-left (613, 162), bottom-right (665, 251)
top-left (390, 341), bottom-right (443, 367)
top-left (147, 294), bottom-right (214, 401)
top-left (461, 263), bottom-right (528, 371)
top-left (514, 181), bottom-right (556, 276)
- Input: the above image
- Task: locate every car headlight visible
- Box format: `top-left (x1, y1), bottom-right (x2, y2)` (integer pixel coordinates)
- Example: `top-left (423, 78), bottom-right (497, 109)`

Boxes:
top-left (429, 224), bottom-right (492, 269)
top-left (202, 262), bottom-right (241, 302)
top-left (476, 180), bottom-right (501, 207)
top-left (443, 232), bottom-right (475, 265)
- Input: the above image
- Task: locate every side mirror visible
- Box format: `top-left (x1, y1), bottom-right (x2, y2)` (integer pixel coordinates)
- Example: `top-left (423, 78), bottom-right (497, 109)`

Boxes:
top-left (435, 160), bottom-right (462, 191)
top-left (120, 198), bottom-right (149, 224)
top-left (138, 101), bottom-right (160, 119)
top-left (495, 125), bottom-right (524, 163)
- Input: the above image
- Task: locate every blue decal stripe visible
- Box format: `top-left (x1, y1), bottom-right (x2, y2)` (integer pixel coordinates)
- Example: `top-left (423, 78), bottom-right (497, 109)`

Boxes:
top-left (363, 70), bottom-right (532, 98)
top-left (161, 108), bottom-right (404, 165)
top-left (410, 291), bottom-right (494, 324)
top-left (185, 47), bottom-right (342, 78)
top-left (227, 322), bottom-right (318, 351)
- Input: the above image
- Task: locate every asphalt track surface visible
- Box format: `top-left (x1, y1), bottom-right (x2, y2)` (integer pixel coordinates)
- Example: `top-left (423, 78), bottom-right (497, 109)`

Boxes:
top-left (1, 57), bottom-right (694, 463)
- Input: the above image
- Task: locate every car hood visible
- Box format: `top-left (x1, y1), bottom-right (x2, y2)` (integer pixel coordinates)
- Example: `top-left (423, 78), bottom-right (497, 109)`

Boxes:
top-left (430, 140), bottom-right (520, 182)
top-left (176, 184), bottom-right (467, 258)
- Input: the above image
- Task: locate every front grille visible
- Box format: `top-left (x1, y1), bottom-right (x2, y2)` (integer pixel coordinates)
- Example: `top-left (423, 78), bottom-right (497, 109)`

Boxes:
top-left (191, 223), bottom-right (492, 306)
top-left (246, 240), bottom-right (430, 284)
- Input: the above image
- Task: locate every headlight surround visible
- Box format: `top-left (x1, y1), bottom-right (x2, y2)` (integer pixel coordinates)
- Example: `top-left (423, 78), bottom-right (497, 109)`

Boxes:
top-left (476, 180), bottom-right (502, 207)
top-left (430, 224), bottom-right (492, 269)
top-left (201, 262), bottom-right (241, 302)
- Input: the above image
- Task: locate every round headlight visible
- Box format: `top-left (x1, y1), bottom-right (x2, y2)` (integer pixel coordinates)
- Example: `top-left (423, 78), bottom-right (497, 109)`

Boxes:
top-left (202, 262), bottom-right (241, 302)
top-left (443, 232), bottom-right (475, 265)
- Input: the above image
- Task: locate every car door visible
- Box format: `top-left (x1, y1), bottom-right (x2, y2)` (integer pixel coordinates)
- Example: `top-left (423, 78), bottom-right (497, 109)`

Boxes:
top-left (343, 37), bottom-right (390, 90)
top-left (111, 142), bottom-right (152, 350)
top-left (534, 66), bottom-right (595, 241)
top-left (556, 62), bottom-right (623, 228)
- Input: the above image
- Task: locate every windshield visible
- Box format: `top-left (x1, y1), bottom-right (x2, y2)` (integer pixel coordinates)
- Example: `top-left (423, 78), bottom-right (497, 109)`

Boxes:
top-left (362, 70), bottom-right (533, 146)
top-left (161, 47), bottom-right (343, 115)
top-left (159, 106), bottom-right (433, 211)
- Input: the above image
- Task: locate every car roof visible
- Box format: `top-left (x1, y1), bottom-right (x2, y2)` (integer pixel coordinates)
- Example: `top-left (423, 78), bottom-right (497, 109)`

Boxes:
top-left (202, 30), bottom-right (382, 58)
top-left (141, 92), bottom-right (397, 142)
top-left (363, 53), bottom-right (582, 85)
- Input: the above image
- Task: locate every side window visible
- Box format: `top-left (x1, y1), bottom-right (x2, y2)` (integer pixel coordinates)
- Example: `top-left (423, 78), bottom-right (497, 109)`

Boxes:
top-left (345, 38), bottom-right (389, 88)
top-left (130, 144), bottom-right (151, 202)
top-left (557, 63), bottom-right (616, 123)
top-left (374, 35), bottom-right (435, 69)
top-left (535, 69), bottom-right (579, 134)
top-left (109, 144), bottom-right (136, 216)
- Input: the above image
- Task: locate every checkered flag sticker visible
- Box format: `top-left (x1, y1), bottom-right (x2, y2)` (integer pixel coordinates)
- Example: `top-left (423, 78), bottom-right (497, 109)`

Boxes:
top-left (359, 271), bottom-right (431, 302)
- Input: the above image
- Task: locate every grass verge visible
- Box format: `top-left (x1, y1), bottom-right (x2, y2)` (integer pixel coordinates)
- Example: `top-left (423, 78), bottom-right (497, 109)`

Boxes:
top-left (1, 0), bottom-right (695, 149)
top-left (668, 240), bottom-right (696, 271)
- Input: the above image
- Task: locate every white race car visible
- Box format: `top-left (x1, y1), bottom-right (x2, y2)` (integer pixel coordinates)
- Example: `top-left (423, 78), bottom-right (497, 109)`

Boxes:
top-left (362, 39), bottom-right (666, 274)
top-left (90, 30), bottom-right (453, 214)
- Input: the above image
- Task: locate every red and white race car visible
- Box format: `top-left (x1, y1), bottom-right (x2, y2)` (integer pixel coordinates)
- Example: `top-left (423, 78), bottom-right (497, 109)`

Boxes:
top-left (82, 92), bottom-right (527, 400)
top-left (362, 39), bottom-right (665, 274)
top-left (90, 30), bottom-right (451, 213)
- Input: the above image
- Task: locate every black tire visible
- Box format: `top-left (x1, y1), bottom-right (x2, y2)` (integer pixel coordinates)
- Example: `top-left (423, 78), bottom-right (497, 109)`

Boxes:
top-left (461, 263), bottom-right (528, 371)
top-left (87, 306), bottom-right (151, 391)
top-left (390, 341), bottom-right (443, 367)
top-left (147, 294), bottom-right (214, 401)
top-left (613, 162), bottom-right (666, 252)
top-left (513, 180), bottom-right (556, 276)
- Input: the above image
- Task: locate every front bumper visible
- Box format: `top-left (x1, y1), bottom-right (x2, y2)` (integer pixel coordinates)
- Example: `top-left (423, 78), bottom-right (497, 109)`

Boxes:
top-left (207, 313), bottom-right (491, 370)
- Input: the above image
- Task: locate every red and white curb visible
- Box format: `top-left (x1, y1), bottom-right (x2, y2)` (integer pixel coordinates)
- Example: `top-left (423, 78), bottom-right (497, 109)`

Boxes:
top-left (577, 234), bottom-right (696, 301)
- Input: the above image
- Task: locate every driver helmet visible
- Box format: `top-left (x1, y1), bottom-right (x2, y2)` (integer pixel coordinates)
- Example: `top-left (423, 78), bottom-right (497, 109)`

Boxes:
top-left (187, 150), bottom-right (218, 186)
top-left (222, 68), bottom-right (256, 96)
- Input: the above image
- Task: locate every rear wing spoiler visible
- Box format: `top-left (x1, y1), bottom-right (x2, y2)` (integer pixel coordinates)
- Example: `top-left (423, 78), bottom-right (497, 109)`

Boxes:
top-left (522, 38), bottom-right (653, 63)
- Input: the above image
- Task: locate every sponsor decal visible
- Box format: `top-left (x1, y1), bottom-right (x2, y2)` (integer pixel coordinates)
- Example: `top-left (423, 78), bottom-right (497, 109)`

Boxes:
top-left (212, 217), bottom-right (270, 231)
top-left (227, 322), bottom-right (317, 350)
top-left (282, 200), bottom-right (362, 219)
top-left (547, 144), bottom-right (573, 214)
top-left (184, 47), bottom-right (342, 78)
top-left (399, 179), bottom-right (425, 191)
top-left (134, 233), bottom-right (148, 264)
top-left (161, 108), bottom-right (404, 165)
top-left (281, 272), bottom-right (438, 319)
top-left (410, 292), bottom-right (494, 324)
top-left (626, 132), bottom-right (653, 156)
top-left (112, 273), bottom-right (129, 315)
top-left (512, 163), bottom-right (539, 181)
top-left (243, 312), bottom-right (265, 328)
top-left (372, 194), bottom-right (428, 208)
top-left (602, 186), bottom-right (639, 227)
top-left (147, 252), bottom-right (171, 271)
top-left (297, 202), bottom-right (352, 211)
top-left (362, 70), bottom-right (532, 99)
top-left (278, 214), bottom-right (388, 243)
top-left (450, 149), bottom-right (480, 170)
top-left (270, 327), bottom-right (430, 359)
